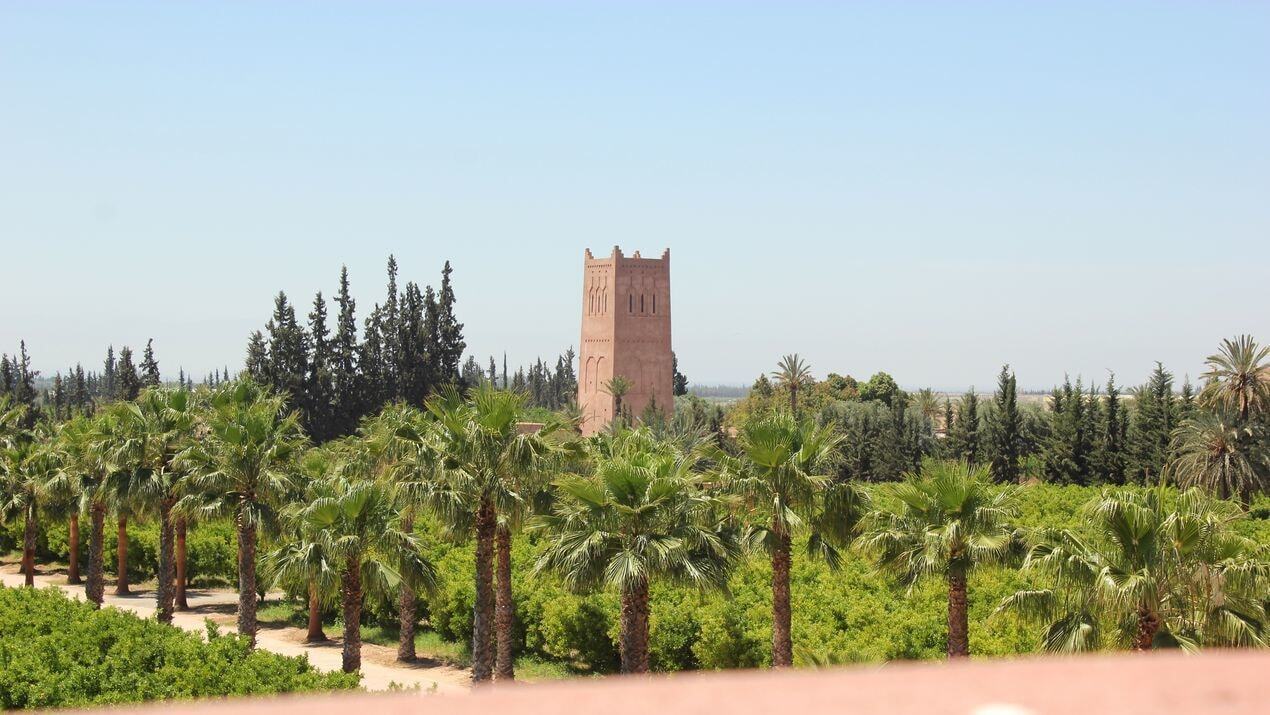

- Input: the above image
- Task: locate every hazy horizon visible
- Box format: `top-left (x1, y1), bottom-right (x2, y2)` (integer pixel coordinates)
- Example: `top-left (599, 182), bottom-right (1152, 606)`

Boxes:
top-left (3, 2), bottom-right (1267, 390)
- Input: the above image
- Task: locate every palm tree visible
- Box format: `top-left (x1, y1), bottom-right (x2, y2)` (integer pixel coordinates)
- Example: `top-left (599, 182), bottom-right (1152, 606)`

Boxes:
top-left (115, 387), bottom-right (196, 622)
top-left (1168, 411), bottom-right (1267, 502)
top-left (1, 423), bottom-right (59, 587)
top-left (1200, 335), bottom-right (1270, 421)
top-left (356, 403), bottom-right (435, 662)
top-left (997, 487), bottom-right (1269, 652)
top-left (714, 412), bottom-right (867, 667)
top-left (424, 384), bottom-right (570, 683)
top-left (176, 379), bottom-right (307, 646)
top-left (535, 429), bottom-right (736, 673)
top-left (770, 354), bottom-right (813, 416)
top-left (295, 471), bottom-right (436, 673)
top-left (603, 376), bottom-right (633, 428)
top-left (58, 412), bottom-right (119, 607)
top-left (263, 447), bottom-right (344, 644)
top-left (861, 462), bottom-right (1022, 658)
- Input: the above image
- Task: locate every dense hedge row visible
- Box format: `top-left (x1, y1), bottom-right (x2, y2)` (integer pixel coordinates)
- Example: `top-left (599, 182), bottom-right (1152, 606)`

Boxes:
top-left (0, 587), bottom-right (357, 709)
top-left (1, 518), bottom-right (238, 585)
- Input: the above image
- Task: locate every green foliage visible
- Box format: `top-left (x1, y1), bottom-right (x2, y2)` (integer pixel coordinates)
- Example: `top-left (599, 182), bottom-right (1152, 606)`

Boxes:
top-left (0, 587), bottom-right (357, 709)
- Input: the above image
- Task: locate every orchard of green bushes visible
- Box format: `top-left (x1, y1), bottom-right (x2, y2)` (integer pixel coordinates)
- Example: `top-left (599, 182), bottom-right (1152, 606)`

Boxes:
top-left (0, 587), bottom-right (357, 709)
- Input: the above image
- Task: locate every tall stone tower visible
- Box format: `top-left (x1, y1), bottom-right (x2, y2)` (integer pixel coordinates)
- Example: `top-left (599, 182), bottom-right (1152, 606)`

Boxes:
top-left (578, 246), bottom-right (673, 436)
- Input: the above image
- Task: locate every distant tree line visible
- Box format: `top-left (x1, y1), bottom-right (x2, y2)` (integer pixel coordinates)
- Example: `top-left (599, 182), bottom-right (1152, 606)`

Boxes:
top-left (244, 256), bottom-right (466, 442)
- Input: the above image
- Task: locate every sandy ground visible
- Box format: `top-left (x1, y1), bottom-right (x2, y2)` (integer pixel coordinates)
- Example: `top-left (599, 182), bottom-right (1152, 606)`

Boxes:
top-left (0, 564), bottom-right (470, 694)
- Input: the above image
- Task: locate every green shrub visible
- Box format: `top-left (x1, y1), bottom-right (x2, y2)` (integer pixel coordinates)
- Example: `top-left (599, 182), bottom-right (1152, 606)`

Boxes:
top-left (0, 587), bottom-right (357, 709)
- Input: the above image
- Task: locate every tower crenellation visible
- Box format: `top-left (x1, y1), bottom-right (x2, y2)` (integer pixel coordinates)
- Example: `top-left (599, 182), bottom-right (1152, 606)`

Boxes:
top-left (578, 246), bottom-right (673, 435)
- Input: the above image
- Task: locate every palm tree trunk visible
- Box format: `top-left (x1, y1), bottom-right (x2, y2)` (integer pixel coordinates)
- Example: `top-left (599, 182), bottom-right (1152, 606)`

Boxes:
top-left (494, 525), bottom-right (515, 682)
top-left (67, 513), bottom-right (81, 584)
top-left (946, 567), bottom-right (970, 658)
top-left (471, 497), bottom-right (497, 684)
top-left (397, 510), bottom-right (417, 662)
top-left (86, 503), bottom-right (106, 607)
top-left (790, 386), bottom-right (798, 416)
top-left (770, 526), bottom-right (793, 668)
top-left (619, 577), bottom-right (651, 673)
top-left (115, 515), bottom-right (130, 595)
top-left (1133, 606), bottom-right (1160, 651)
top-left (341, 555), bottom-right (363, 673)
top-left (175, 519), bottom-right (189, 610)
top-left (156, 496), bottom-right (176, 624)
top-left (236, 508), bottom-right (258, 647)
top-left (21, 509), bottom-right (37, 587)
top-left (306, 580), bottom-right (327, 643)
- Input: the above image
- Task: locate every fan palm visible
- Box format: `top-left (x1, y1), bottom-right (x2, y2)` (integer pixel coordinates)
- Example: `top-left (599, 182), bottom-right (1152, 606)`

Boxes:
top-left (713, 412), bottom-right (866, 667)
top-left (58, 411), bottom-right (120, 606)
top-left (1168, 411), bottom-right (1267, 502)
top-left (535, 429), bottom-right (737, 673)
top-left (602, 376), bottom-right (633, 428)
top-left (771, 354), bottom-right (813, 415)
top-left (996, 487), bottom-right (1269, 652)
top-left (294, 471), bottom-right (436, 673)
top-left (357, 403), bottom-right (437, 662)
top-left (263, 446), bottom-right (345, 644)
top-left (175, 379), bottom-right (307, 646)
top-left (113, 387), bottom-right (196, 622)
top-left (424, 384), bottom-right (571, 683)
top-left (1, 423), bottom-right (59, 587)
top-left (861, 461), bottom-right (1022, 658)
top-left (1200, 335), bottom-right (1270, 421)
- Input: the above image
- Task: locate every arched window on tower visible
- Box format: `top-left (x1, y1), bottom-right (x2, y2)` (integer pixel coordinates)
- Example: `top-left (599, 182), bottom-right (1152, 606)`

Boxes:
top-left (640, 294), bottom-right (645, 313)
top-left (629, 294), bottom-right (633, 313)
top-left (652, 294), bottom-right (656, 314)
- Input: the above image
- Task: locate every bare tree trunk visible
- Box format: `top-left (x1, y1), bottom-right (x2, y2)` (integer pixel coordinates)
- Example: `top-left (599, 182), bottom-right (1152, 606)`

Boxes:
top-left (236, 509), bottom-right (258, 647)
top-left (341, 556), bottom-right (363, 673)
top-left (175, 519), bottom-right (189, 610)
top-left (22, 510), bottom-right (37, 587)
top-left (115, 515), bottom-right (130, 595)
top-left (67, 513), bottom-right (81, 584)
top-left (1133, 606), bottom-right (1160, 651)
top-left (770, 526), bottom-right (793, 668)
top-left (306, 580), bottom-right (327, 643)
top-left (397, 510), bottom-right (417, 662)
top-left (619, 577), bottom-right (651, 673)
top-left (86, 504), bottom-right (106, 607)
top-left (494, 525), bottom-right (515, 682)
top-left (471, 497), bottom-right (496, 684)
top-left (946, 567), bottom-right (970, 658)
top-left (156, 496), bottom-right (176, 624)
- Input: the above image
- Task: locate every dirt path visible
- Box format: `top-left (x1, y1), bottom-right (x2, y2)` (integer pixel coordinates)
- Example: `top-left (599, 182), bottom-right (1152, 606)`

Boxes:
top-left (0, 566), bottom-right (470, 694)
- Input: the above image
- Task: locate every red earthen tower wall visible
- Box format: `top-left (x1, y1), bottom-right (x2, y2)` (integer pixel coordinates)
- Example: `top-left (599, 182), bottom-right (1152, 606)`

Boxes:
top-left (578, 246), bottom-right (673, 436)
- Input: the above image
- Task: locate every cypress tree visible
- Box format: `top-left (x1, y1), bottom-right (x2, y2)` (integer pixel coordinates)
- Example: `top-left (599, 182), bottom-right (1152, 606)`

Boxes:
top-left (51, 373), bottom-right (65, 421)
top-left (398, 282), bottom-right (428, 405)
top-left (487, 356), bottom-right (498, 385)
top-left (332, 266), bottom-right (361, 434)
top-left (141, 339), bottom-right (161, 387)
top-left (103, 345), bottom-right (117, 400)
top-left (1128, 363), bottom-right (1174, 483)
top-left (117, 346), bottom-right (141, 401)
top-left (245, 331), bottom-right (268, 382)
top-left (381, 256), bottom-right (401, 401)
top-left (264, 291), bottom-right (309, 404)
top-left (1092, 374), bottom-right (1128, 483)
top-left (0, 354), bottom-right (13, 396)
top-left (948, 390), bottom-right (980, 466)
top-left (436, 262), bottom-right (466, 386)
top-left (306, 291), bottom-right (336, 442)
top-left (986, 365), bottom-right (1022, 483)
top-left (73, 364), bottom-right (88, 413)
top-left (672, 352), bottom-right (689, 396)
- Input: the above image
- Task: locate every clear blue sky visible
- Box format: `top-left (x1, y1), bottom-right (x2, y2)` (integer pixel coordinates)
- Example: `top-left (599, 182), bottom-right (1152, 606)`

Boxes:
top-left (2, 1), bottom-right (1267, 390)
